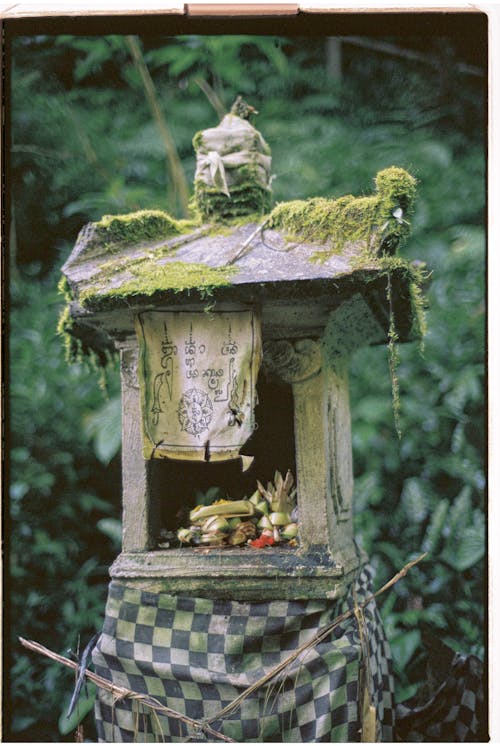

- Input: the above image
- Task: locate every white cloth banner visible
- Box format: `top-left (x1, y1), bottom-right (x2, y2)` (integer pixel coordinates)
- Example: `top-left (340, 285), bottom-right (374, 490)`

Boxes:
top-left (136, 310), bottom-right (261, 463)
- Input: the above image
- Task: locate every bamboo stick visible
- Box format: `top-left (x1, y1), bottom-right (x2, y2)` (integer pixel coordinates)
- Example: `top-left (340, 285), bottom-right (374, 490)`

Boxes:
top-left (18, 638), bottom-right (234, 743)
top-left (206, 552), bottom-right (427, 722)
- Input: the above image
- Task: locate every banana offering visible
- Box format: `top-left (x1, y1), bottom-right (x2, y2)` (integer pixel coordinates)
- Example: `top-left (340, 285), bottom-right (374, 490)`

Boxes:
top-left (177, 470), bottom-right (298, 549)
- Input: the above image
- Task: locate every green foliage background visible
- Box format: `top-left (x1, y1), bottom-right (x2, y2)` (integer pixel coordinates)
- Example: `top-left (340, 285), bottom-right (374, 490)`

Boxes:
top-left (7, 30), bottom-right (485, 741)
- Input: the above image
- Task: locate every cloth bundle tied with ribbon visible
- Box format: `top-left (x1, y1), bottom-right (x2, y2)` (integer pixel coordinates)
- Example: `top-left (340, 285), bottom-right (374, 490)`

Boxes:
top-left (193, 103), bottom-right (273, 219)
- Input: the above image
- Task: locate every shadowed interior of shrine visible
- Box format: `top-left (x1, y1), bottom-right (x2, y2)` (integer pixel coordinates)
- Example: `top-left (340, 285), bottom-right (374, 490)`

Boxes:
top-left (151, 375), bottom-right (296, 541)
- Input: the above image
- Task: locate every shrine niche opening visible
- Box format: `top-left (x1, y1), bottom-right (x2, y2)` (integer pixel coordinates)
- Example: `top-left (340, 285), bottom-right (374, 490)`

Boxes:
top-left (152, 373), bottom-right (296, 545)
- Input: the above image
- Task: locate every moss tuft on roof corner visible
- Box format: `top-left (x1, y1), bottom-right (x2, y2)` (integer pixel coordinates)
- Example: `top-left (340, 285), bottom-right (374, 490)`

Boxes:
top-left (269, 166), bottom-right (417, 258)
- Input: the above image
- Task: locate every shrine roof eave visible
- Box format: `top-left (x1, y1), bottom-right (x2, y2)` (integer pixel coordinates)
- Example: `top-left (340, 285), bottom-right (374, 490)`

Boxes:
top-left (62, 221), bottom-right (412, 305)
top-left (60, 219), bottom-right (423, 357)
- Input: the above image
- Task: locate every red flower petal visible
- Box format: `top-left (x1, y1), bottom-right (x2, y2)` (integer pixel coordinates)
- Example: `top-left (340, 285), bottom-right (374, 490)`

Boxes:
top-left (250, 535), bottom-right (276, 548)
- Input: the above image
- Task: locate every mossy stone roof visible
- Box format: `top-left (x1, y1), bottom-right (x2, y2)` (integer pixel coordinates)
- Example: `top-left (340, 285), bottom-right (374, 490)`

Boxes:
top-left (60, 166), bottom-right (424, 360)
top-left (62, 166), bottom-right (419, 314)
top-left (62, 217), bottom-right (413, 306)
top-left (63, 219), bottom-right (362, 303)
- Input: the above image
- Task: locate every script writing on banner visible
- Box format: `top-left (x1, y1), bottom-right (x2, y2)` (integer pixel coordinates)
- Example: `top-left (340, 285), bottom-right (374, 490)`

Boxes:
top-left (135, 309), bottom-right (261, 462)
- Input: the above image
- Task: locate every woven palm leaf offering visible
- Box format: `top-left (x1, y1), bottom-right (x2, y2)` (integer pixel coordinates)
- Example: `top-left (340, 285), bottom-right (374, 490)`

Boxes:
top-left (176, 470), bottom-right (298, 549)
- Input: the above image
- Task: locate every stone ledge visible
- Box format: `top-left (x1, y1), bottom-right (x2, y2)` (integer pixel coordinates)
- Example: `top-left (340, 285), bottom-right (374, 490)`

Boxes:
top-left (109, 546), bottom-right (366, 600)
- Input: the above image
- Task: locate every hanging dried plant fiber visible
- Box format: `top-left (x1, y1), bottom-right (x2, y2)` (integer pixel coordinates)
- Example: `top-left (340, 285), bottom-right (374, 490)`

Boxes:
top-left (193, 106), bottom-right (273, 219)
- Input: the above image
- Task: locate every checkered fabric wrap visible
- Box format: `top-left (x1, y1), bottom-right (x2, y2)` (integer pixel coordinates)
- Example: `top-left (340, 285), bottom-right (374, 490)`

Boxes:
top-left (395, 652), bottom-right (486, 742)
top-left (92, 564), bottom-right (395, 742)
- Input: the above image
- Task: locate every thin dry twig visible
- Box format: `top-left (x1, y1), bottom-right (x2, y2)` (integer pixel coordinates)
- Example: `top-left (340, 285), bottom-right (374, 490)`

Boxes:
top-left (226, 216), bottom-right (271, 266)
top-left (18, 637), bottom-right (234, 743)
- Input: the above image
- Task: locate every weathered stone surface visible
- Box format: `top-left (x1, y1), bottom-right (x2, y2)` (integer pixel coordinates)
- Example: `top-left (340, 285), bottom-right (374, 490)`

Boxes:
top-left (118, 341), bottom-right (158, 552)
top-left (263, 338), bottom-right (322, 383)
top-left (62, 221), bottom-right (416, 321)
top-left (109, 545), bottom-right (365, 601)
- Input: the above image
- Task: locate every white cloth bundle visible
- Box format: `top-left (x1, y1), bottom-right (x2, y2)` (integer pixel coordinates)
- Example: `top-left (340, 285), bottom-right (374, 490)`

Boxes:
top-left (194, 114), bottom-right (272, 194)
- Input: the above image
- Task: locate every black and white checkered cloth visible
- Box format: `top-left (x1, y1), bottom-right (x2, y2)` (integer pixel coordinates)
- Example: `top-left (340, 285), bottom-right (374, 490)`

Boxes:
top-left (92, 564), bottom-right (395, 742)
top-left (395, 651), bottom-right (486, 742)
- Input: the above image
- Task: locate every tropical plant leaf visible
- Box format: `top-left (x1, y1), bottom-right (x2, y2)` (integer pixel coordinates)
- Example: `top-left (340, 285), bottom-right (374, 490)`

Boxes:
top-left (83, 396), bottom-right (122, 465)
top-left (442, 522), bottom-right (485, 571)
top-left (390, 629), bottom-right (421, 673)
top-left (97, 518), bottom-right (123, 549)
top-left (446, 486), bottom-right (473, 541)
top-left (421, 499), bottom-right (449, 555)
top-left (401, 478), bottom-right (429, 523)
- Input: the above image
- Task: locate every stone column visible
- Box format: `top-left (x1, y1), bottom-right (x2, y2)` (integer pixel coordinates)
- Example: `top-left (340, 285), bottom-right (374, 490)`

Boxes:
top-left (263, 339), bottom-right (354, 558)
top-left (117, 339), bottom-right (158, 552)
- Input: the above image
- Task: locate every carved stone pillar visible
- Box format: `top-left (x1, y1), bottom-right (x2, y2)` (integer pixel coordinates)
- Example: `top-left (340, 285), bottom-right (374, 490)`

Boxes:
top-left (117, 339), bottom-right (158, 552)
top-left (263, 339), bottom-right (356, 566)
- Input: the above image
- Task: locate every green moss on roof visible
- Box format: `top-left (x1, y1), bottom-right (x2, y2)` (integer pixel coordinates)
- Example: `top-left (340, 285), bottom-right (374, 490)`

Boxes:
top-left (80, 259), bottom-right (237, 308)
top-left (56, 296), bottom-right (117, 382)
top-left (57, 274), bottom-right (73, 302)
top-left (85, 209), bottom-right (200, 251)
top-left (349, 253), bottom-right (428, 342)
top-left (269, 166), bottom-right (417, 258)
top-left (270, 195), bottom-right (356, 249)
top-left (194, 180), bottom-right (272, 221)
top-left (56, 303), bottom-right (79, 361)
top-left (378, 256), bottom-right (428, 342)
